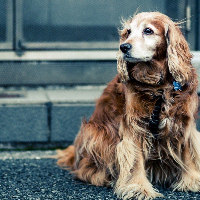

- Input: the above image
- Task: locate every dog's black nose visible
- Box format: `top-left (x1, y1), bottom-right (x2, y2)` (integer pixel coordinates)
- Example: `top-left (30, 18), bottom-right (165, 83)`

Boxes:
top-left (120, 43), bottom-right (132, 53)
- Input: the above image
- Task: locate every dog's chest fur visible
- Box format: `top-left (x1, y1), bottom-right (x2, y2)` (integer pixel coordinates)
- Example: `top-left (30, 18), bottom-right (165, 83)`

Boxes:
top-left (124, 82), bottom-right (191, 184)
top-left (125, 81), bottom-right (189, 137)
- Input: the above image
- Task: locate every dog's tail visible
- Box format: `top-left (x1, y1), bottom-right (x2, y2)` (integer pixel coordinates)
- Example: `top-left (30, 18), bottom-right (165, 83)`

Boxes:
top-left (54, 145), bottom-right (75, 169)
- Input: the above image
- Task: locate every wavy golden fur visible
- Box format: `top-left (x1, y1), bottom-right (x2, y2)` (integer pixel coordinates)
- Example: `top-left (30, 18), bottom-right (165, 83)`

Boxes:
top-left (56, 12), bottom-right (200, 200)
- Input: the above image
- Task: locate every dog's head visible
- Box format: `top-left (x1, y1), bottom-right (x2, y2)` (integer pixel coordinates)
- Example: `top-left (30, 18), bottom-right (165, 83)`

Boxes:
top-left (117, 12), bottom-right (192, 86)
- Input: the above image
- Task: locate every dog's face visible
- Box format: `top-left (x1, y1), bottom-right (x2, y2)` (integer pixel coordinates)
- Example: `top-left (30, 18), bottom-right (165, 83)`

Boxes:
top-left (119, 12), bottom-right (167, 63)
top-left (117, 12), bottom-right (192, 86)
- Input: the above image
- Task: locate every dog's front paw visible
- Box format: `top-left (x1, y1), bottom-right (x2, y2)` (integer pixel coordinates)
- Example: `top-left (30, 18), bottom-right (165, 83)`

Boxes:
top-left (172, 172), bottom-right (200, 192)
top-left (115, 181), bottom-right (163, 200)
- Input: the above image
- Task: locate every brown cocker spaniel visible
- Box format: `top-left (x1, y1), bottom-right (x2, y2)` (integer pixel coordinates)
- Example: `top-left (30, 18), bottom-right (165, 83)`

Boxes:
top-left (56, 12), bottom-right (200, 200)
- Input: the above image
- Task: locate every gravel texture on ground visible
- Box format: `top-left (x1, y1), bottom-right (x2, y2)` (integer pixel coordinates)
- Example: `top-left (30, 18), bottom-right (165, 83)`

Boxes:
top-left (0, 151), bottom-right (200, 199)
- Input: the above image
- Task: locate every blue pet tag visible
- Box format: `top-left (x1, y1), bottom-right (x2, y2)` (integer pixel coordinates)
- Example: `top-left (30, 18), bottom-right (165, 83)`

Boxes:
top-left (173, 81), bottom-right (182, 91)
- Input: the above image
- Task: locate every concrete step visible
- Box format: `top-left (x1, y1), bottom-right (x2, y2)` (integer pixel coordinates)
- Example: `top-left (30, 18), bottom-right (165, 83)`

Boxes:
top-left (0, 84), bottom-right (200, 150)
top-left (0, 86), bottom-right (105, 149)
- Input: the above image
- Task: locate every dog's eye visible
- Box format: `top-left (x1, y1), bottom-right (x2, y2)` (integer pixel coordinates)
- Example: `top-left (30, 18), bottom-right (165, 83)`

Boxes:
top-left (127, 29), bottom-right (131, 35)
top-left (143, 28), bottom-right (154, 35)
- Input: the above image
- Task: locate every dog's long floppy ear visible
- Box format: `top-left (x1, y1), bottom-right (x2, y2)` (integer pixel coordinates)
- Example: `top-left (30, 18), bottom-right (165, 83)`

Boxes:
top-left (166, 22), bottom-right (192, 86)
top-left (116, 52), bottom-right (129, 82)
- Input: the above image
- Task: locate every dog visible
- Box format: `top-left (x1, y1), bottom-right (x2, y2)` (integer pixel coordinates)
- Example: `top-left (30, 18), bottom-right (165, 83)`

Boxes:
top-left (56, 12), bottom-right (200, 200)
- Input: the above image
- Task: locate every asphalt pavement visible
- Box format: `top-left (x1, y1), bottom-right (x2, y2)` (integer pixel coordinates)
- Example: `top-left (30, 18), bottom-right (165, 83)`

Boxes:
top-left (1, 151), bottom-right (200, 200)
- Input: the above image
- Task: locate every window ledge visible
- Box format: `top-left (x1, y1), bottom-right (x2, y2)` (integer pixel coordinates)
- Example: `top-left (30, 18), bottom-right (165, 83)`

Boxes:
top-left (0, 51), bottom-right (199, 64)
top-left (0, 50), bottom-right (118, 61)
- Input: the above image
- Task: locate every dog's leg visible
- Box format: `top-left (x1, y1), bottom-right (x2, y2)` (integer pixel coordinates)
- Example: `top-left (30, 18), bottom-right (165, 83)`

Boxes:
top-left (115, 125), bottom-right (163, 200)
top-left (172, 126), bottom-right (200, 192)
top-left (73, 157), bottom-right (109, 186)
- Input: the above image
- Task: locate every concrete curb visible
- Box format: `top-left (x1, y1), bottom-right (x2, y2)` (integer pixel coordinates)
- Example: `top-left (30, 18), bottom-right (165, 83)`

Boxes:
top-left (0, 86), bottom-right (104, 148)
top-left (0, 150), bottom-right (55, 160)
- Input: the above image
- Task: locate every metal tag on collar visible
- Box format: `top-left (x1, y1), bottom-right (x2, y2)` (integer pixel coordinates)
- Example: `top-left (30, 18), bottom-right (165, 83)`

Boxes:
top-left (173, 81), bottom-right (182, 91)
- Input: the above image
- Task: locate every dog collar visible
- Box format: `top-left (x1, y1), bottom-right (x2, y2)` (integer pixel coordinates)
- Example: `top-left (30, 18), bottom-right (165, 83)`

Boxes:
top-left (173, 81), bottom-right (182, 91)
